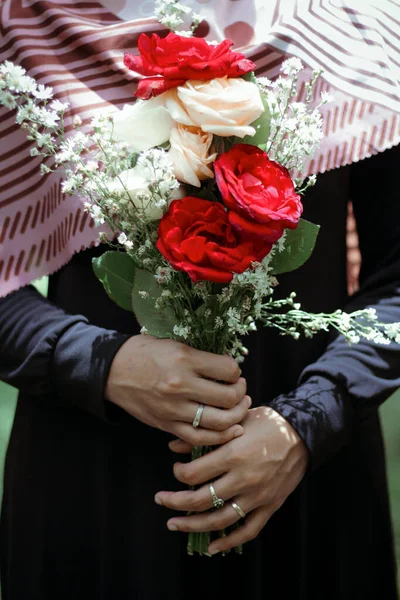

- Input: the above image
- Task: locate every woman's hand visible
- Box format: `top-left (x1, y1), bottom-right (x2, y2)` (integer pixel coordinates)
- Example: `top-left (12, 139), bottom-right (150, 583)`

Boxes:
top-left (105, 335), bottom-right (250, 446)
top-left (155, 406), bottom-right (309, 554)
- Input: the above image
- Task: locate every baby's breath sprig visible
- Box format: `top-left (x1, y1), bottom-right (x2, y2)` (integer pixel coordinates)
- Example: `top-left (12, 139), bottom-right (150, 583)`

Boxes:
top-left (258, 58), bottom-right (333, 189)
top-left (154, 0), bottom-right (201, 36)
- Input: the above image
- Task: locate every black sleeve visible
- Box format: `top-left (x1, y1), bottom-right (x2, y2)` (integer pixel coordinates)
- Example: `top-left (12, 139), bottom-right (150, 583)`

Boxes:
top-left (268, 145), bottom-right (400, 470)
top-left (0, 285), bottom-right (130, 421)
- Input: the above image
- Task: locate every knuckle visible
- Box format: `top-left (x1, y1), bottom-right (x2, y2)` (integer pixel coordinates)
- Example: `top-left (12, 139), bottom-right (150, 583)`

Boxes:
top-left (191, 495), bottom-right (208, 512)
top-left (223, 388), bottom-right (237, 409)
top-left (180, 468), bottom-right (197, 486)
top-left (174, 347), bottom-right (190, 366)
top-left (244, 473), bottom-right (261, 489)
top-left (214, 431), bottom-right (231, 445)
top-left (184, 471), bottom-right (198, 486)
top-left (209, 514), bottom-right (225, 530)
top-left (225, 445), bottom-right (240, 467)
top-left (160, 374), bottom-right (184, 395)
top-left (226, 358), bottom-right (241, 382)
top-left (174, 465), bottom-right (193, 485)
top-left (249, 521), bottom-right (263, 538)
top-left (213, 416), bottom-right (228, 432)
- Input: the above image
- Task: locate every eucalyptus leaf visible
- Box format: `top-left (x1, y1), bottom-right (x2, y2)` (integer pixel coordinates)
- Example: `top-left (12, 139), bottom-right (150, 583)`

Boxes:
top-left (92, 251), bottom-right (135, 312)
top-left (269, 219), bottom-right (320, 275)
top-left (132, 267), bottom-right (176, 338)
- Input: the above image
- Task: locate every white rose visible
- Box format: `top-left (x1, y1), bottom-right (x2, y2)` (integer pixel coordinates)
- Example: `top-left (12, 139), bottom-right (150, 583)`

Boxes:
top-left (163, 77), bottom-right (264, 138)
top-left (168, 125), bottom-right (217, 187)
top-left (112, 97), bottom-right (173, 152)
top-left (107, 164), bottom-right (185, 221)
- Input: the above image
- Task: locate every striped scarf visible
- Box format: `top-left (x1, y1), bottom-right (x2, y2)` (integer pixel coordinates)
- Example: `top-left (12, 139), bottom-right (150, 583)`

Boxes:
top-left (0, 0), bottom-right (399, 297)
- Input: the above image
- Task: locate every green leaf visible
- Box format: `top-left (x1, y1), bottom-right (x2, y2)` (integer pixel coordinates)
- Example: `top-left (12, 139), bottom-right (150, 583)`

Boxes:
top-left (132, 267), bottom-right (176, 338)
top-left (92, 251), bottom-right (136, 311)
top-left (234, 72), bottom-right (271, 147)
top-left (213, 135), bottom-right (236, 156)
top-left (269, 219), bottom-right (320, 275)
top-left (193, 185), bottom-right (220, 203)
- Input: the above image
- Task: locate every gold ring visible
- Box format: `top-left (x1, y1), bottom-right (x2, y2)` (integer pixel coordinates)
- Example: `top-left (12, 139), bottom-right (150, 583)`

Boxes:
top-left (209, 483), bottom-right (224, 509)
top-left (192, 404), bottom-right (204, 428)
top-left (230, 501), bottom-right (246, 519)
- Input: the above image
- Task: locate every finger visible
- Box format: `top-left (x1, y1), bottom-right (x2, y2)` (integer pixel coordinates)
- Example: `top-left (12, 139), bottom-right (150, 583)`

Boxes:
top-left (191, 351), bottom-right (241, 383)
top-left (172, 443), bottom-right (230, 486)
top-left (187, 376), bottom-right (247, 409)
top-left (181, 395), bottom-right (251, 431)
top-left (171, 422), bottom-right (243, 447)
top-left (208, 506), bottom-right (271, 555)
top-left (156, 475), bottom-right (236, 513)
top-left (168, 439), bottom-right (193, 454)
top-left (165, 493), bottom-right (252, 533)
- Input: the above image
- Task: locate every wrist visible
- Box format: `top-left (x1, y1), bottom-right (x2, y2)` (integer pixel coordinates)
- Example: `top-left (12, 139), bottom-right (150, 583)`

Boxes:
top-left (267, 375), bottom-right (354, 472)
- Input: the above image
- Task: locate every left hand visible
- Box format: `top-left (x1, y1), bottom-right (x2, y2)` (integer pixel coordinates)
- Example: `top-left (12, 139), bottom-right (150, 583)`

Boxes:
top-left (155, 406), bottom-right (309, 555)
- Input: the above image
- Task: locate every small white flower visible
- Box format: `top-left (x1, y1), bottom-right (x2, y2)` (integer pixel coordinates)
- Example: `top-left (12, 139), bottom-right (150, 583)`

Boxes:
top-left (39, 109), bottom-right (59, 128)
top-left (321, 91), bottom-right (333, 104)
top-left (0, 90), bottom-right (17, 109)
top-left (173, 324), bottom-right (191, 339)
top-left (50, 99), bottom-right (69, 112)
top-left (72, 115), bottom-right (82, 127)
top-left (0, 61), bottom-right (26, 78)
top-left (36, 132), bottom-right (53, 148)
top-left (281, 57), bottom-right (303, 76)
top-left (90, 204), bottom-right (105, 226)
top-left (0, 62), bottom-right (28, 91)
top-left (40, 164), bottom-right (52, 175)
top-left (19, 75), bottom-right (37, 94)
top-left (33, 84), bottom-right (53, 100)
top-left (85, 160), bottom-right (98, 172)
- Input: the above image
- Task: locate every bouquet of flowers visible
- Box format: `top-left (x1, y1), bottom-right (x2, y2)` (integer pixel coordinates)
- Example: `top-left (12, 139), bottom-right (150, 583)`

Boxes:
top-left (1, 1), bottom-right (400, 556)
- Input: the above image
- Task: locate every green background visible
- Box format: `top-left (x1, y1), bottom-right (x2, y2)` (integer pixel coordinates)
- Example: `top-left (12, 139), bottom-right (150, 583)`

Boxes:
top-left (0, 278), bottom-right (399, 582)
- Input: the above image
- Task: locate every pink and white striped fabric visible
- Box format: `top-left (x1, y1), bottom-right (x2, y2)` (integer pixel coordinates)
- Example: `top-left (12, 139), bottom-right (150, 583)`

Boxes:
top-left (0, 0), bottom-right (399, 297)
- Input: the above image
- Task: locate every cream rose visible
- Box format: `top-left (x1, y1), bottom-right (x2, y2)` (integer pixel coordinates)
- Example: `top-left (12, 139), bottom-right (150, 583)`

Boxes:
top-left (112, 97), bottom-right (173, 152)
top-left (163, 77), bottom-right (264, 138)
top-left (107, 164), bottom-right (185, 221)
top-left (168, 125), bottom-right (217, 187)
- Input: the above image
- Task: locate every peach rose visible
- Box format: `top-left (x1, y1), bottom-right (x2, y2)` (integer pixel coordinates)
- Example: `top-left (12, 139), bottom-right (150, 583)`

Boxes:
top-left (168, 125), bottom-right (217, 187)
top-left (163, 77), bottom-right (264, 138)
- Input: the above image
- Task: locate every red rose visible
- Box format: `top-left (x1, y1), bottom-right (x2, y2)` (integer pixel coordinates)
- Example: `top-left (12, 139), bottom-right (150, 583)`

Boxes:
top-left (156, 197), bottom-right (272, 284)
top-left (124, 33), bottom-right (255, 100)
top-left (214, 144), bottom-right (303, 243)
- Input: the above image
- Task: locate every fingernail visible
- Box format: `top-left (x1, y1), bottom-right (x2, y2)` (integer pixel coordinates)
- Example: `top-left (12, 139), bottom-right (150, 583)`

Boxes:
top-left (167, 522), bottom-right (178, 531)
top-left (247, 396), bottom-right (252, 407)
top-left (234, 427), bottom-right (243, 438)
top-left (209, 546), bottom-right (220, 555)
top-left (155, 495), bottom-right (163, 506)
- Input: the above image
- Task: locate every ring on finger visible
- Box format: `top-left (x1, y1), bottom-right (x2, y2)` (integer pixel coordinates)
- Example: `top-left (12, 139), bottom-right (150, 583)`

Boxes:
top-left (230, 501), bottom-right (246, 519)
top-left (192, 403), bottom-right (205, 428)
top-left (209, 483), bottom-right (224, 509)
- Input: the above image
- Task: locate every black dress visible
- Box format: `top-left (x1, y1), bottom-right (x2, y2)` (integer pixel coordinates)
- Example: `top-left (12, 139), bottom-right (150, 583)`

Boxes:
top-left (1, 147), bottom-right (400, 600)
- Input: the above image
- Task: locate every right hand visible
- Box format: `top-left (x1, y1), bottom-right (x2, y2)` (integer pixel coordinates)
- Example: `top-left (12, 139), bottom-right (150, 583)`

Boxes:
top-left (105, 335), bottom-right (250, 446)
